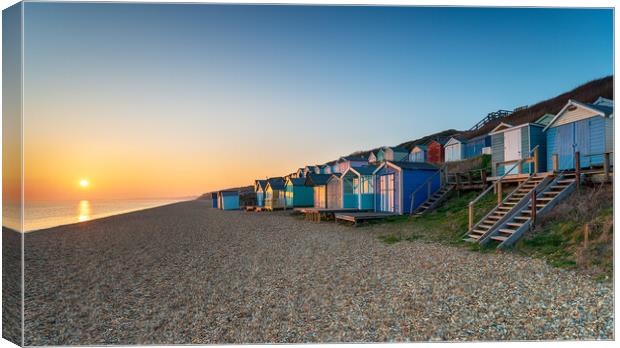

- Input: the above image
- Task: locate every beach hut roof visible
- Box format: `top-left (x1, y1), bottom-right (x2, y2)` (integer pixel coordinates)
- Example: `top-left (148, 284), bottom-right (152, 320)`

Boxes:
top-left (266, 177), bottom-right (285, 190)
top-left (304, 173), bottom-right (332, 186)
top-left (286, 177), bottom-right (306, 186)
top-left (534, 113), bottom-right (555, 127)
top-left (412, 144), bottom-right (427, 151)
top-left (339, 155), bottom-right (367, 162)
top-left (347, 164), bottom-right (379, 176)
top-left (374, 161), bottom-right (438, 174)
top-left (327, 173), bottom-right (342, 182)
top-left (543, 98), bottom-right (614, 131)
top-left (255, 179), bottom-right (268, 190)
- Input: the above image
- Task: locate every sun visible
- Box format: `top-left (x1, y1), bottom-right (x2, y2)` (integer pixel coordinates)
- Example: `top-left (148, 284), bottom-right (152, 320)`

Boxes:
top-left (79, 179), bottom-right (90, 188)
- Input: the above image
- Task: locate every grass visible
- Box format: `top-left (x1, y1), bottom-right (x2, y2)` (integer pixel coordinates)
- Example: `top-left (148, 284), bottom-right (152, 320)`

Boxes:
top-left (375, 183), bottom-right (613, 281)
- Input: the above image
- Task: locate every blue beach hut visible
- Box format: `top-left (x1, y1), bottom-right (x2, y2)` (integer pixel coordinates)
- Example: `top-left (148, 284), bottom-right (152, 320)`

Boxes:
top-left (341, 165), bottom-right (377, 210)
top-left (544, 98), bottom-right (614, 170)
top-left (373, 161), bottom-right (440, 215)
top-left (464, 134), bottom-right (491, 159)
top-left (210, 192), bottom-right (218, 208)
top-left (254, 180), bottom-right (267, 207)
top-left (409, 145), bottom-right (427, 163)
top-left (218, 190), bottom-right (239, 210)
top-left (284, 177), bottom-right (314, 207)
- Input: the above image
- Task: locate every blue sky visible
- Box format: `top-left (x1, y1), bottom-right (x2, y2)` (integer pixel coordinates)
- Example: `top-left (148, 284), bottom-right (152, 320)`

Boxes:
top-left (22, 3), bottom-right (613, 197)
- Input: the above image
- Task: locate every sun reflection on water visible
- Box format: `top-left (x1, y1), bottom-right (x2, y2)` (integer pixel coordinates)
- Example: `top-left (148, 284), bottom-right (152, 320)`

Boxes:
top-left (78, 200), bottom-right (91, 222)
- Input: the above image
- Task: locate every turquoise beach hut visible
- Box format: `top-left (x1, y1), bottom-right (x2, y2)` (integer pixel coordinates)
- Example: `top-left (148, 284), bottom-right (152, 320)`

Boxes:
top-left (218, 190), bottom-right (239, 210)
top-left (304, 173), bottom-right (332, 209)
top-left (341, 165), bottom-right (377, 210)
top-left (544, 98), bottom-right (614, 170)
top-left (284, 177), bottom-right (314, 207)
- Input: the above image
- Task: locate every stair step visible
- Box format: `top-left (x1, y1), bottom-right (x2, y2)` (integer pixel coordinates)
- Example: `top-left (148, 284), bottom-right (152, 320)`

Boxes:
top-left (537, 197), bottom-right (554, 201)
top-left (490, 236), bottom-right (508, 242)
top-left (507, 222), bottom-right (524, 228)
top-left (479, 224), bottom-right (494, 229)
top-left (558, 180), bottom-right (575, 184)
top-left (498, 228), bottom-right (517, 235)
top-left (514, 216), bottom-right (530, 221)
top-left (471, 229), bottom-right (486, 235)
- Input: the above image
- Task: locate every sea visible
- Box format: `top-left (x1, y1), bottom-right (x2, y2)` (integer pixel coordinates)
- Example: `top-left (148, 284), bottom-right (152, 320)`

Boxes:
top-left (3, 198), bottom-right (190, 232)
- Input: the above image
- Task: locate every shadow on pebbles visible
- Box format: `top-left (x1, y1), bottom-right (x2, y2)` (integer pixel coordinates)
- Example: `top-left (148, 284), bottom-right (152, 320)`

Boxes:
top-left (23, 200), bottom-right (613, 344)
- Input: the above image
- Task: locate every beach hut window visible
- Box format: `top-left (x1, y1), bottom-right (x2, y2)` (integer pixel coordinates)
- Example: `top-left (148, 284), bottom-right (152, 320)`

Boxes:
top-left (361, 176), bottom-right (373, 193)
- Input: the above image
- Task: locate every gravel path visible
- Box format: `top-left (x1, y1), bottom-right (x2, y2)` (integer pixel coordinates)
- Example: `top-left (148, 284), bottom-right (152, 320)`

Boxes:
top-left (24, 200), bottom-right (613, 344)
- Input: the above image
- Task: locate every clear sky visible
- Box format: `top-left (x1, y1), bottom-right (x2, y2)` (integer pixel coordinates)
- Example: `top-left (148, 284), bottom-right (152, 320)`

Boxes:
top-left (21, 3), bottom-right (613, 201)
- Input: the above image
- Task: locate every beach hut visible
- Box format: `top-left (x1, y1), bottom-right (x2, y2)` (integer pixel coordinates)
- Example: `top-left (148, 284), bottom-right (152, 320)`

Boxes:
top-left (427, 139), bottom-right (446, 164)
top-left (373, 161), bottom-right (440, 215)
top-left (544, 98), bottom-right (614, 170)
top-left (368, 151), bottom-right (378, 163)
top-left (444, 136), bottom-right (467, 162)
top-left (464, 134), bottom-right (491, 159)
top-left (210, 192), bottom-right (219, 208)
top-left (254, 180), bottom-right (268, 208)
top-left (490, 121), bottom-right (547, 176)
top-left (295, 168), bottom-right (305, 178)
top-left (284, 177), bottom-right (314, 207)
top-left (218, 190), bottom-right (239, 210)
top-left (326, 174), bottom-right (343, 209)
top-left (409, 145), bottom-right (427, 163)
top-left (341, 165), bottom-right (377, 210)
top-left (304, 165), bottom-right (320, 176)
top-left (338, 155), bottom-right (368, 173)
top-left (376, 146), bottom-right (409, 162)
top-left (264, 177), bottom-right (286, 210)
top-left (304, 173), bottom-right (332, 209)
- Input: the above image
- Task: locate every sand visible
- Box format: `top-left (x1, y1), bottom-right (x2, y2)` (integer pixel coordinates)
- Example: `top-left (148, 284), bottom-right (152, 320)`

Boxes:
top-left (21, 200), bottom-right (613, 344)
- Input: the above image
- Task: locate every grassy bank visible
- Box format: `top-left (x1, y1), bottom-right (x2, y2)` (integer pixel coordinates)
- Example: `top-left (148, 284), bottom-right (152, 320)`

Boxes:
top-left (374, 184), bottom-right (613, 280)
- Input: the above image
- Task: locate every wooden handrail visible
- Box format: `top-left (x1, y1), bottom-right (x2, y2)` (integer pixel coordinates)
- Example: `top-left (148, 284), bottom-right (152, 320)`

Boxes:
top-left (467, 145), bottom-right (539, 230)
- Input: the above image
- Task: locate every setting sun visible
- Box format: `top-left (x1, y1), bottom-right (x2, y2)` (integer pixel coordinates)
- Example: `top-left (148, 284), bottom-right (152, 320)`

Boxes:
top-left (79, 179), bottom-right (90, 188)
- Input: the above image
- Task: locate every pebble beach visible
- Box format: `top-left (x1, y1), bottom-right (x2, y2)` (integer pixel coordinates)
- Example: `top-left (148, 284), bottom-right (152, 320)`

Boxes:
top-left (23, 200), bottom-right (613, 345)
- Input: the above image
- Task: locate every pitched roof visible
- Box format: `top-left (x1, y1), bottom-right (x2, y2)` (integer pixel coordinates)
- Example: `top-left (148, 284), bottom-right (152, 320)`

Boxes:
top-left (266, 177), bottom-right (285, 190)
top-left (388, 161), bottom-right (439, 171)
top-left (544, 98), bottom-right (614, 131)
top-left (412, 144), bottom-right (427, 151)
top-left (304, 173), bottom-right (332, 186)
top-left (286, 177), bottom-right (306, 186)
top-left (255, 179), bottom-right (268, 191)
top-left (339, 155), bottom-right (368, 162)
top-left (353, 164), bottom-right (379, 175)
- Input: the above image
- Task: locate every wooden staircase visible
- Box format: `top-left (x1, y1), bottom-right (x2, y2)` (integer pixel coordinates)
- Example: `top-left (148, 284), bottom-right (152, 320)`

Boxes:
top-left (412, 184), bottom-right (455, 216)
top-left (464, 174), bottom-right (552, 243)
top-left (482, 173), bottom-right (577, 248)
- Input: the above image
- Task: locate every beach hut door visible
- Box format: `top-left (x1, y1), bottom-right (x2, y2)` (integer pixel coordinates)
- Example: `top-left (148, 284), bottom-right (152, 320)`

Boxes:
top-left (504, 128), bottom-right (521, 175)
top-left (379, 174), bottom-right (395, 212)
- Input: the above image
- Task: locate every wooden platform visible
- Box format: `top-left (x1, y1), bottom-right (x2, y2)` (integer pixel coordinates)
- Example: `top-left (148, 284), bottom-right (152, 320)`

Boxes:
top-left (335, 212), bottom-right (398, 225)
top-left (300, 208), bottom-right (368, 222)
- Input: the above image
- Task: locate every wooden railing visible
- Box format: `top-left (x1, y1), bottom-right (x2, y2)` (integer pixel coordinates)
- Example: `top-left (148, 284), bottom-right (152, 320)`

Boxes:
top-left (494, 146), bottom-right (539, 176)
top-left (408, 164), bottom-right (446, 215)
top-left (467, 145), bottom-right (540, 231)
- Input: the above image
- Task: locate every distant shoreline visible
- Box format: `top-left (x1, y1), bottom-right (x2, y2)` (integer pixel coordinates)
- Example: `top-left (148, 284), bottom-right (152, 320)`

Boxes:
top-left (4, 199), bottom-right (195, 234)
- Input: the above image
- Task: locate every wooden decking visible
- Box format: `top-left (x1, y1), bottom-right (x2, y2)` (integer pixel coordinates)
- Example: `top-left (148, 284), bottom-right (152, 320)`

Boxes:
top-left (298, 208), bottom-right (369, 222)
top-left (335, 212), bottom-right (398, 225)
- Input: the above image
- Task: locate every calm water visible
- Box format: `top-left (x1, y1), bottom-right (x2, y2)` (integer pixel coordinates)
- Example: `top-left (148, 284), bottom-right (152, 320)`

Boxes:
top-left (14, 198), bottom-right (188, 232)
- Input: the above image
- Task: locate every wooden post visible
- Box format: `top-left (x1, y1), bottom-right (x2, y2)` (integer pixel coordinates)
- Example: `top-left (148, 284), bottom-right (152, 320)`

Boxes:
top-left (468, 202), bottom-right (473, 231)
top-left (455, 173), bottom-right (460, 190)
top-left (467, 171), bottom-right (473, 186)
top-left (604, 152), bottom-right (610, 182)
top-left (584, 224), bottom-right (589, 249)
top-left (518, 161), bottom-right (523, 174)
top-left (481, 169), bottom-right (487, 186)
top-left (552, 154), bottom-right (559, 172)
top-left (530, 189), bottom-right (537, 228)
top-left (533, 147), bottom-right (539, 174)
top-left (497, 181), bottom-right (503, 205)
top-left (575, 151), bottom-right (581, 193)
